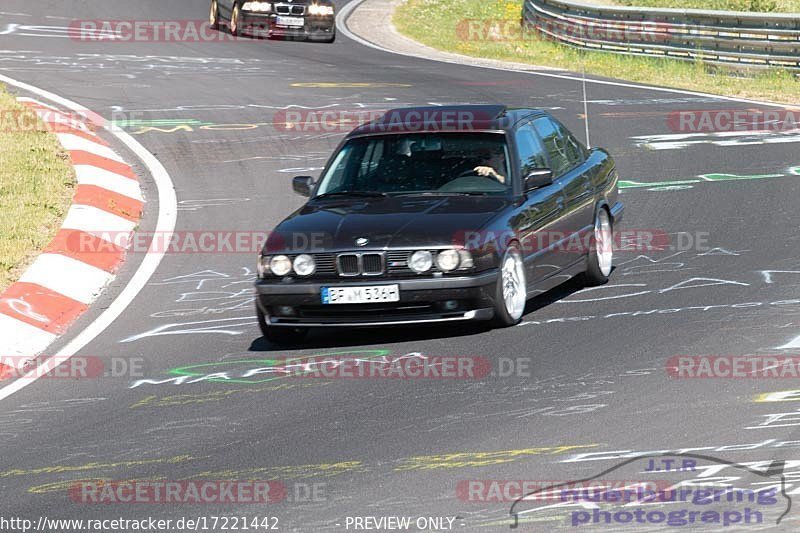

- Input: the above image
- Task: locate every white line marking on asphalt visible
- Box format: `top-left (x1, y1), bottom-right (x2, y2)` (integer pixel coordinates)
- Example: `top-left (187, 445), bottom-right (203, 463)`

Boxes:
top-left (119, 317), bottom-right (259, 344)
top-left (0, 24), bottom-right (21, 35)
top-left (0, 74), bottom-right (177, 402)
top-left (777, 336), bottom-right (800, 350)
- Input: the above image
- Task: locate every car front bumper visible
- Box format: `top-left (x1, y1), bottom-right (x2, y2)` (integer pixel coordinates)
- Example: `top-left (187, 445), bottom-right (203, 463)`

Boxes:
top-left (240, 12), bottom-right (335, 38)
top-left (255, 270), bottom-right (499, 327)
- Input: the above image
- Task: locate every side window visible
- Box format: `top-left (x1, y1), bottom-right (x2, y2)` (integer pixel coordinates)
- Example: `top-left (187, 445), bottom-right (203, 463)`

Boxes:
top-left (557, 121), bottom-right (586, 169)
top-left (532, 117), bottom-right (584, 177)
top-left (514, 123), bottom-right (548, 178)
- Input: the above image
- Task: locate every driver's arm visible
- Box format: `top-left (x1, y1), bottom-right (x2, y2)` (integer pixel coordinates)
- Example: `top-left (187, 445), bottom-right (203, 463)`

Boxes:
top-left (474, 166), bottom-right (505, 183)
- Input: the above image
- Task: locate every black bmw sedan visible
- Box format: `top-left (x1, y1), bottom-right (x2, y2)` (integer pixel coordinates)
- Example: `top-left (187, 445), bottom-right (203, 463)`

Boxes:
top-left (210, 0), bottom-right (336, 41)
top-left (255, 105), bottom-right (623, 344)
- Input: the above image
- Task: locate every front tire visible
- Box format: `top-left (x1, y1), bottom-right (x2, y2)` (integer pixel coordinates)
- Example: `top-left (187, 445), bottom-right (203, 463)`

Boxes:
top-left (209, 0), bottom-right (220, 30)
top-left (493, 244), bottom-right (527, 327)
top-left (230, 3), bottom-right (242, 36)
top-left (257, 306), bottom-right (308, 345)
top-left (584, 207), bottom-right (613, 285)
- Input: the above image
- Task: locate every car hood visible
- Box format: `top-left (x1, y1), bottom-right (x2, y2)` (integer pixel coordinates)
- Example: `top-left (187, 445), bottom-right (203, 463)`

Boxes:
top-left (267, 196), bottom-right (513, 252)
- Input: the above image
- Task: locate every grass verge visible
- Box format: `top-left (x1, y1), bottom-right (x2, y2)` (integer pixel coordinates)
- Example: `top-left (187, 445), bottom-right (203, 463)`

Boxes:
top-left (394, 0), bottom-right (800, 105)
top-left (0, 85), bottom-right (75, 292)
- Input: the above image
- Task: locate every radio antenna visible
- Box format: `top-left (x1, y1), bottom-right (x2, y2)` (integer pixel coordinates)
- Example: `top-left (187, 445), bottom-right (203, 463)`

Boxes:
top-left (581, 57), bottom-right (591, 149)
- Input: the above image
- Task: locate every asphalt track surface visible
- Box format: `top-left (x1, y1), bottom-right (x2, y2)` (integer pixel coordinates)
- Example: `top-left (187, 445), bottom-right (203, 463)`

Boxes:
top-left (1, 0), bottom-right (800, 531)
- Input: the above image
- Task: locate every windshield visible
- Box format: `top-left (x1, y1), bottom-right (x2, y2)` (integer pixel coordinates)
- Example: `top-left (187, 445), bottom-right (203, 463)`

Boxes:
top-left (315, 132), bottom-right (512, 196)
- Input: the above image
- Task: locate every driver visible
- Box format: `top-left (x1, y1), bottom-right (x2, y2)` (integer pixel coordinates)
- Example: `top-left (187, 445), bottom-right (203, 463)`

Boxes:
top-left (473, 146), bottom-right (506, 184)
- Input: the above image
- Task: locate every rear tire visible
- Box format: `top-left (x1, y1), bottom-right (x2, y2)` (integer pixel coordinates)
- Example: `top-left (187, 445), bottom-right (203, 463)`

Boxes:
top-left (257, 306), bottom-right (308, 345)
top-left (492, 244), bottom-right (527, 327)
top-left (584, 207), bottom-right (613, 286)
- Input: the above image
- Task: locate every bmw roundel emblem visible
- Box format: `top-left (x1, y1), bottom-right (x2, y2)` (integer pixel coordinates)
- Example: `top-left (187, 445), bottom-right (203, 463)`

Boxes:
top-left (355, 237), bottom-right (369, 247)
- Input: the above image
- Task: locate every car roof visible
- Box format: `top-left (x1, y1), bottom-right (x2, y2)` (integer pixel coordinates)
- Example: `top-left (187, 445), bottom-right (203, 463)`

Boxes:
top-left (346, 105), bottom-right (546, 137)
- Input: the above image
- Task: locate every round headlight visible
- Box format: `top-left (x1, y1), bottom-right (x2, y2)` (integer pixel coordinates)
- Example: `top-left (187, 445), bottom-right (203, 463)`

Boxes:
top-left (436, 249), bottom-right (460, 272)
top-left (309, 4), bottom-right (334, 15)
top-left (270, 255), bottom-right (292, 276)
top-left (293, 254), bottom-right (316, 276)
top-left (409, 250), bottom-right (433, 273)
top-left (243, 1), bottom-right (271, 12)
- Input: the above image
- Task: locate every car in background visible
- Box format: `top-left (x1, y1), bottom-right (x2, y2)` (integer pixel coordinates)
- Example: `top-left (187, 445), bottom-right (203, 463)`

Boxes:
top-left (255, 105), bottom-right (623, 344)
top-left (210, 0), bottom-right (336, 42)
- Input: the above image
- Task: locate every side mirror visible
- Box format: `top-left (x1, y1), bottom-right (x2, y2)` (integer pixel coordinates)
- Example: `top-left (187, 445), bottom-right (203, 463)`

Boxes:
top-left (292, 176), bottom-right (314, 197)
top-left (524, 169), bottom-right (553, 192)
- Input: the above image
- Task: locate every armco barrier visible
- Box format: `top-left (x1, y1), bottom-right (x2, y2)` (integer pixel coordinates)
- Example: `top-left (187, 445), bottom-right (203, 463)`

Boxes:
top-left (522, 0), bottom-right (800, 69)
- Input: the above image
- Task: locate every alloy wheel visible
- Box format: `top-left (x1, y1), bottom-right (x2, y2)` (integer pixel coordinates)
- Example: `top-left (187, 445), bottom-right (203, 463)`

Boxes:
top-left (501, 248), bottom-right (526, 320)
top-left (595, 209), bottom-right (613, 277)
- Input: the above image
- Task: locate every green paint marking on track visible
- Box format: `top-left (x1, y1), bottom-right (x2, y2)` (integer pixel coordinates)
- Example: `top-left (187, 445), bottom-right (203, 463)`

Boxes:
top-left (699, 173), bottom-right (784, 181)
top-left (619, 179), bottom-right (701, 189)
top-left (167, 349), bottom-right (393, 384)
top-left (621, 170), bottom-right (793, 191)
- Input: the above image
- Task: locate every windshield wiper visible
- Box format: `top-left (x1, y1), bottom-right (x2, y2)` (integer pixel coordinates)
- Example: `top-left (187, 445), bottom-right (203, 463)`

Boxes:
top-left (313, 191), bottom-right (388, 200)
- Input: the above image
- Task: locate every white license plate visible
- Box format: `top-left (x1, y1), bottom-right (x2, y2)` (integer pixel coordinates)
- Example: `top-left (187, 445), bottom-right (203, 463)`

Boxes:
top-left (276, 16), bottom-right (304, 27)
top-left (321, 285), bottom-right (400, 305)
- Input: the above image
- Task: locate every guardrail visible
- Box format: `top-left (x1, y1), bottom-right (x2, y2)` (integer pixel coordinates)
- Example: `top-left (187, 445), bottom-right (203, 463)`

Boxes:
top-left (522, 0), bottom-right (800, 69)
